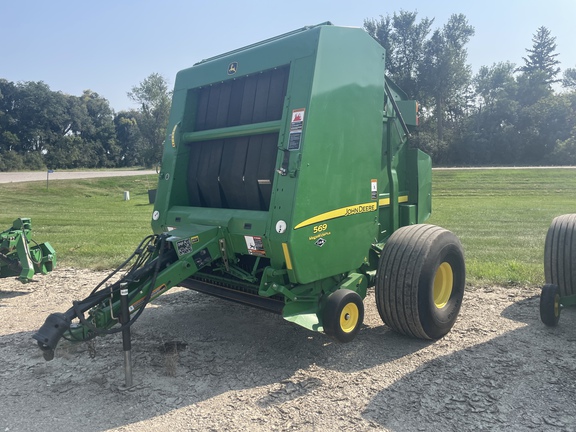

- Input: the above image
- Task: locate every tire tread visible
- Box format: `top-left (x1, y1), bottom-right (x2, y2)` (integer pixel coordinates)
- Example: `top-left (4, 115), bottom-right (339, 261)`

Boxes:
top-left (544, 214), bottom-right (576, 297)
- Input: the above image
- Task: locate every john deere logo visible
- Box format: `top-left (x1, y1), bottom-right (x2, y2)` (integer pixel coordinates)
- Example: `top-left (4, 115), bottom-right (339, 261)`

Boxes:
top-left (227, 62), bottom-right (238, 75)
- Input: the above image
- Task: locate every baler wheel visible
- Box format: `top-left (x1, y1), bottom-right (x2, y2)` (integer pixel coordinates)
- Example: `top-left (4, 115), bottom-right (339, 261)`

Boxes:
top-left (544, 214), bottom-right (576, 297)
top-left (323, 289), bottom-right (364, 342)
top-left (540, 284), bottom-right (561, 327)
top-left (376, 224), bottom-right (465, 339)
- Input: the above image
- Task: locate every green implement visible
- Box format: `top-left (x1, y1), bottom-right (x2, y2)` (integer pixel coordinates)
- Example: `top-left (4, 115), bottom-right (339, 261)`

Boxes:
top-left (540, 214), bottom-right (576, 326)
top-left (34, 23), bottom-right (465, 363)
top-left (0, 218), bottom-right (56, 282)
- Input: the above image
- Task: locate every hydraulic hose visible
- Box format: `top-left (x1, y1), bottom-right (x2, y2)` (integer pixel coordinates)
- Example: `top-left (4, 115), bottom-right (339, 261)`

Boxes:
top-left (33, 234), bottom-right (169, 359)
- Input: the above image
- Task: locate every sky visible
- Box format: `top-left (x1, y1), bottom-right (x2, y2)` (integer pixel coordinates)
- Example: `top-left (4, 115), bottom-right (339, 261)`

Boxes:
top-left (2, 0), bottom-right (575, 111)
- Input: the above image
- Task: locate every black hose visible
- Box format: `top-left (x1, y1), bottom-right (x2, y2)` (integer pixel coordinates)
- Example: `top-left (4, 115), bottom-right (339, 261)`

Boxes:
top-left (89, 235), bottom-right (156, 296)
top-left (68, 234), bottom-right (167, 337)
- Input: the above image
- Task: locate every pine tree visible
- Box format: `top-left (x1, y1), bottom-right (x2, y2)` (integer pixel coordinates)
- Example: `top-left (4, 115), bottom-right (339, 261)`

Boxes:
top-left (517, 26), bottom-right (561, 85)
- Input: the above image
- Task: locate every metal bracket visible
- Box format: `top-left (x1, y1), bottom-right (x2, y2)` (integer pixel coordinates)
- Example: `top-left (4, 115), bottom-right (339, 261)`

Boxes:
top-left (218, 238), bottom-right (230, 272)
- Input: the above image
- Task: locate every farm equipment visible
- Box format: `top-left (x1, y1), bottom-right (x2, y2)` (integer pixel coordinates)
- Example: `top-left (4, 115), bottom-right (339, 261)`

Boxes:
top-left (540, 214), bottom-right (576, 326)
top-left (0, 218), bottom-right (56, 282)
top-left (34, 23), bottom-right (466, 363)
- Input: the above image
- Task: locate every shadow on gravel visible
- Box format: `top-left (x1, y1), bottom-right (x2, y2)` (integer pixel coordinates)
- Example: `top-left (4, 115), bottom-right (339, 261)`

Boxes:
top-left (1, 288), bottom-right (430, 432)
top-left (362, 293), bottom-right (576, 432)
top-left (0, 288), bottom-right (33, 302)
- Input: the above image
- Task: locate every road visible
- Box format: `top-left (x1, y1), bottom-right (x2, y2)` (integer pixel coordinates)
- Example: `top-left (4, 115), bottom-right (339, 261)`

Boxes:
top-left (0, 170), bottom-right (156, 184)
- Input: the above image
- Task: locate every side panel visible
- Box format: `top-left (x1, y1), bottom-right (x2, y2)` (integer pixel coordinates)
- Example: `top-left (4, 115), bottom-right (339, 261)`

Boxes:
top-left (287, 27), bottom-right (386, 283)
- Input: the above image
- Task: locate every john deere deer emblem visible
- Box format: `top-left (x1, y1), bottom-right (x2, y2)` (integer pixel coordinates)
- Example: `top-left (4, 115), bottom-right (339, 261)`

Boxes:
top-left (227, 62), bottom-right (238, 75)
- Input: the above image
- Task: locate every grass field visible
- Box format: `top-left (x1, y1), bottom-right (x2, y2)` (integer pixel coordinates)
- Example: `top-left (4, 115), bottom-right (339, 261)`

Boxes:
top-left (1, 168), bottom-right (575, 287)
top-left (0, 175), bottom-right (157, 269)
top-left (428, 168), bottom-right (576, 287)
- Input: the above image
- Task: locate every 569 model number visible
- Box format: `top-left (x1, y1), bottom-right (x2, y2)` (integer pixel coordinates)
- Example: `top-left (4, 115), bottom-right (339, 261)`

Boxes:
top-left (313, 223), bottom-right (328, 233)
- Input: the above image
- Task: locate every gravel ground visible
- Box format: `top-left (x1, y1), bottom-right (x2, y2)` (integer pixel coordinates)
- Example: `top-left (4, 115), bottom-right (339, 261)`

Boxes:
top-left (1, 269), bottom-right (576, 432)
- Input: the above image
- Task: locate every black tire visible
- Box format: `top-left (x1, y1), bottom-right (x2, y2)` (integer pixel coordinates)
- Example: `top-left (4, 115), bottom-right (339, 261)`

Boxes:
top-left (540, 283), bottom-right (561, 327)
top-left (323, 289), bottom-right (364, 343)
top-left (376, 224), bottom-right (465, 340)
top-left (544, 214), bottom-right (576, 297)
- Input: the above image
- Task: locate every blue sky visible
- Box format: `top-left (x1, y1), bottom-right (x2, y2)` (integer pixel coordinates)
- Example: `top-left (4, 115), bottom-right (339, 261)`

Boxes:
top-left (2, 0), bottom-right (575, 111)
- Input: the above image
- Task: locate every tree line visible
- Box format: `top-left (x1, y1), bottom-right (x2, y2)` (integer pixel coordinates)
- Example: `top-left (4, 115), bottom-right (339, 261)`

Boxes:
top-left (0, 73), bottom-right (170, 171)
top-left (365, 11), bottom-right (576, 166)
top-left (1, 12), bottom-right (576, 171)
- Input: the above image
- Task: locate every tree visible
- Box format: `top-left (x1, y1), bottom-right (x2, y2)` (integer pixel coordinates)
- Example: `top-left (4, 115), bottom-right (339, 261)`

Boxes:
top-left (364, 11), bottom-right (433, 98)
top-left (127, 73), bottom-right (171, 167)
top-left (563, 67), bottom-right (576, 90)
top-left (79, 90), bottom-right (120, 167)
top-left (474, 62), bottom-right (517, 109)
top-left (515, 93), bottom-right (576, 164)
top-left (458, 62), bottom-right (519, 165)
top-left (517, 26), bottom-right (561, 86)
top-left (0, 79), bottom-right (20, 154)
top-left (418, 14), bottom-right (475, 142)
top-left (115, 110), bottom-right (144, 167)
top-left (42, 89), bottom-right (118, 169)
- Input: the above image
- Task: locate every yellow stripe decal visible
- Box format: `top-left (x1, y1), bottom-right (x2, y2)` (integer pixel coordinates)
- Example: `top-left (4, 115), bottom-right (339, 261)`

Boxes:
top-left (294, 202), bottom-right (377, 230)
top-left (282, 242), bottom-right (293, 270)
top-left (378, 195), bottom-right (408, 206)
top-left (294, 195), bottom-right (409, 230)
top-left (171, 123), bottom-right (178, 148)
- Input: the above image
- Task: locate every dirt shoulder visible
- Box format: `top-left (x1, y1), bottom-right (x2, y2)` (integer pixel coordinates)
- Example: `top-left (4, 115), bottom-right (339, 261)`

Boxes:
top-left (1, 268), bottom-right (575, 431)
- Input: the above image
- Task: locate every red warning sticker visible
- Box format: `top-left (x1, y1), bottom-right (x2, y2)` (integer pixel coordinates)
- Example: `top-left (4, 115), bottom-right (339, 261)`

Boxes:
top-left (290, 108), bottom-right (305, 132)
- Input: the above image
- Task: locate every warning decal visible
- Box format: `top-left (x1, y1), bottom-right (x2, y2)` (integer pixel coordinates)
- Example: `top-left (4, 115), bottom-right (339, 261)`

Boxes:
top-left (245, 235), bottom-right (266, 256)
top-left (288, 108), bottom-right (305, 151)
top-left (371, 179), bottom-right (378, 200)
top-left (290, 109), bottom-right (305, 131)
top-left (176, 238), bottom-right (192, 256)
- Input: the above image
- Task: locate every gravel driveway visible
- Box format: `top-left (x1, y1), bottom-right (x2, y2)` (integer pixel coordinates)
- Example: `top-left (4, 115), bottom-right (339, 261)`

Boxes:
top-left (2, 268), bottom-right (576, 432)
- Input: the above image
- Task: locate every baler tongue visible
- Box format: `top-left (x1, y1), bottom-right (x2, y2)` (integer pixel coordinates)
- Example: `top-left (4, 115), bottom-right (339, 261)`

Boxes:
top-left (33, 225), bottom-right (223, 360)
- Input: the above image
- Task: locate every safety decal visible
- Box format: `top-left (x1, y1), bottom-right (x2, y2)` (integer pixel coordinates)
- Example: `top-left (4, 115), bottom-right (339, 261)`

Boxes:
top-left (245, 235), bottom-right (266, 256)
top-left (130, 284), bottom-right (168, 312)
top-left (371, 179), bottom-right (378, 200)
top-left (193, 248), bottom-right (211, 269)
top-left (288, 132), bottom-right (302, 151)
top-left (190, 235), bottom-right (199, 244)
top-left (288, 108), bottom-right (305, 151)
top-left (176, 238), bottom-right (192, 256)
top-left (290, 109), bottom-right (305, 131)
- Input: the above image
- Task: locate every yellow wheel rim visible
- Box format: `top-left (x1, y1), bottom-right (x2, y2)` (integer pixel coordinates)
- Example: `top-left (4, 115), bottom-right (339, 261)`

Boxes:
top-left (554, 294), bottom-right (560, 317)
top-left (340, 302), bottom-right (359, 333)
top-left (433, 262), bottom-right (453, 309)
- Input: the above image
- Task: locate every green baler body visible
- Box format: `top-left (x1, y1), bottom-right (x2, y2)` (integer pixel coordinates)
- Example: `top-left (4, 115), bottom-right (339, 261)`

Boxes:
top-left (151, 23), bottom-right (431, 326)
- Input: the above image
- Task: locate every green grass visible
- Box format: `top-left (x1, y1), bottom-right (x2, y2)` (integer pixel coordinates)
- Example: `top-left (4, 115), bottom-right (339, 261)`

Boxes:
top-left (0, 175), bottom-right (157, 269)
top-left (2, 168), bottom-right (575, 287)
top-left (428, 168), bottom-right (576, 287)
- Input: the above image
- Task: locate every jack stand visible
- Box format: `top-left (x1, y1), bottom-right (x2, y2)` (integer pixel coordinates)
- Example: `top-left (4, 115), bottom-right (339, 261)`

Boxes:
top-left (119, 283), bottom-right (133, 389)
